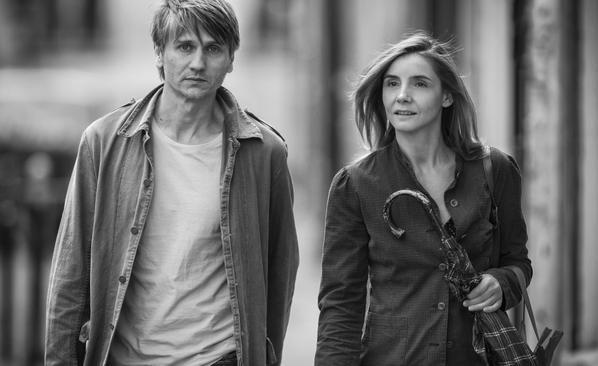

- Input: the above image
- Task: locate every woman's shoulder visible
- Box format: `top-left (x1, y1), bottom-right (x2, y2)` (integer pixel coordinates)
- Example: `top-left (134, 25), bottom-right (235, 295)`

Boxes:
top-left (336, 145), bottom-right (392, 179)
top-left (482, 146), bottom-right (524, 192)
top-left (329, 146), bottom-right (391, 193)
top-left (486, 146), bottom-right (522, 172)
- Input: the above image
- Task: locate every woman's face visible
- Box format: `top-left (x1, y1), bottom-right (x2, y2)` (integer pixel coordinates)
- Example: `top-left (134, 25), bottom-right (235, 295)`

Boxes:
top-left (382, 53), bottom-right (452, 136)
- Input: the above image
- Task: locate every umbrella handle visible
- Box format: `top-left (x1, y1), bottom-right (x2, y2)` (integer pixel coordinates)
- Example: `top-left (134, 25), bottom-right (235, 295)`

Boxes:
top-left (383, 189), bottom-right (452, 240)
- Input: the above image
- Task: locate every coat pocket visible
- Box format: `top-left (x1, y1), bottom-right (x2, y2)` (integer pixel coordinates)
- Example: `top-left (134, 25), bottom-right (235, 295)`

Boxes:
top-left (266, 337), bottom-right (278, 365)
top-left (78, 320), bottom-right (90, 344)
top-left (361, 312), bottom-right (408, 366)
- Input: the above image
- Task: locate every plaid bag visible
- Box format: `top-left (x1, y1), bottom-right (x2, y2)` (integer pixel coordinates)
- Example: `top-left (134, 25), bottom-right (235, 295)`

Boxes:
top-left (383, 188), bottom-right (561, 366)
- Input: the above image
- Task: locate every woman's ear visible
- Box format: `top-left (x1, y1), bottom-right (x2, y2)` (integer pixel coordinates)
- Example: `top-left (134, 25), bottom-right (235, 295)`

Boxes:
top-left (442, 93), bottom-right (453, 108)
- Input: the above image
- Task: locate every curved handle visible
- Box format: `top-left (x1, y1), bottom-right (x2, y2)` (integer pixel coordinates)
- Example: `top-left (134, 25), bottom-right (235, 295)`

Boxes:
top-left (383, 189), bottom-right (449, 240)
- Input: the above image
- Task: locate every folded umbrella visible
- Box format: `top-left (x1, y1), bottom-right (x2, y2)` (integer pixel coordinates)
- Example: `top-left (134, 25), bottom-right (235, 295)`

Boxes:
top-left (383, 189), bottom-right (539, 366)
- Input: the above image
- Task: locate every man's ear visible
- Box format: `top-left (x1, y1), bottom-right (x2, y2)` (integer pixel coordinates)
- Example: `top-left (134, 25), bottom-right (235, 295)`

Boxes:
top-left (227, 54), bottom-right (234, 73)
top-left (442, 93), bottom-right (453, 108)
top-left (155, 48), bottom-right (163, 68)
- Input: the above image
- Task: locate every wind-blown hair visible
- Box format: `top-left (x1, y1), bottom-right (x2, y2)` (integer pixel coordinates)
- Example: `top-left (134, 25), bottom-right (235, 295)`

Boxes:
top-left (151, 0), bottom-right (240, 80)
top-left (351, 31), bottom-right (486, 159)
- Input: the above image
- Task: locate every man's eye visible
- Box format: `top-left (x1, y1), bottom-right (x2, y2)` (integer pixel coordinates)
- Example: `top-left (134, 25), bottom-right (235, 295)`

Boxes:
top-left (179, 44), bottom-right (193, 52)
top-left (206, 45), bottom-right (222, 54)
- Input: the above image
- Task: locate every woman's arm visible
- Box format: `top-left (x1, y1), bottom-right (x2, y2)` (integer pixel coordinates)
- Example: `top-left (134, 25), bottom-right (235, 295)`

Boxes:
top-left (486, 149), bottom-right (532, 310)
top-left (315, 168), bottom-right (370, 366)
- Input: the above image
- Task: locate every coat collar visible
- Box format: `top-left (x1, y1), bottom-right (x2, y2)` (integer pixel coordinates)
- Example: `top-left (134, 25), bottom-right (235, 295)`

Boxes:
top-left (117, 84), bottom-right (262, 141)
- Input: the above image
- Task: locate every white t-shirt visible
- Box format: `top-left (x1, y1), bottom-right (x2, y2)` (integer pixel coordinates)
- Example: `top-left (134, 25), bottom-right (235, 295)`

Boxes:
top-left (109, 119), bottom-right (235, 365)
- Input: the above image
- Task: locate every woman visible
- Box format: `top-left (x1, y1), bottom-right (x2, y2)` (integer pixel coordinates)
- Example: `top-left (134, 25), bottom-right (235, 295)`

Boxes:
top-left (315, 32), bottom-right (532, 365)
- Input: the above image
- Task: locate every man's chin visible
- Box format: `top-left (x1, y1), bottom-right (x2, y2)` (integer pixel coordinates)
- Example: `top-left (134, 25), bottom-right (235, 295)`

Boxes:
top-left (181, 88), bottom-right (212, 100)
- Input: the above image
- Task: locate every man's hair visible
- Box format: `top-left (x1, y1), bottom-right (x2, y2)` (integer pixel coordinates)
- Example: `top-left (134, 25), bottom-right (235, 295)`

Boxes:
top-left (151, 0), bottom-right (240, 80)
top-left (352, 31), bottom-right (485, 159)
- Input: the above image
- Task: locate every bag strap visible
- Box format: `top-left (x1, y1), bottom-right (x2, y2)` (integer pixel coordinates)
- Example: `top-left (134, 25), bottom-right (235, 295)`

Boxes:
top-left (508, 265), bottom-right (541, 342)
top-left (482, 153), bottom-right (495, 205)
top-left (483, 151), bottom-right (540, 341)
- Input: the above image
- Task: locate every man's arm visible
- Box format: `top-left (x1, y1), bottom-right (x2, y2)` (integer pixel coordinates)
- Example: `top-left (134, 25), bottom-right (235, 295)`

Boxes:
top-left (45, 132), bottom-right (96, 365)
top-left (266, 149), bottom-right (299, 365)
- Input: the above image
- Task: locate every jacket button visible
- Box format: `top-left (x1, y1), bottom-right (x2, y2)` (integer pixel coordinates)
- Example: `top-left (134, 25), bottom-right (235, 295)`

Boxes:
top-left (130, 227), bottom-right (139, 235)
top-left (447, 340), bottom-right (454, 348)
top-left (437, 302), bottom-right (446, 310)
top-left (449, 199), bottom-right (459, 207)
top-left (143, 179), bottom-right (151, 188)
top-left (119, 276), bottom-right (126, 284)
top-left (438, 263), bottom-right (447, 271)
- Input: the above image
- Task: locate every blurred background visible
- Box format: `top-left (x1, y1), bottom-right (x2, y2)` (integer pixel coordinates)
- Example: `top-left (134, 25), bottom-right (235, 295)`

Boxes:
top-left (0, 0), bottom-right (597, 365)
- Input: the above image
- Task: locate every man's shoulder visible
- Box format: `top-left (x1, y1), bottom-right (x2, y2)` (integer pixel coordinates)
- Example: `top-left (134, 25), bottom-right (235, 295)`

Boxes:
top-left (243, 109), bottom-right (286, 145)
top-left (84, 99), bottom-right (137, 138)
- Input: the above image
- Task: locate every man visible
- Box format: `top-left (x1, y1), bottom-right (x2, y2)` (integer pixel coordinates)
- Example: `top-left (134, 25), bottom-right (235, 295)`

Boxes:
top-left (44, 1), bottom-right (299, 365)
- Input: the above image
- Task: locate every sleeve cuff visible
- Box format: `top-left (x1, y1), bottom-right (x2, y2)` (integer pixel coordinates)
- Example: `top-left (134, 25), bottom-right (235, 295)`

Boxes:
top-left (485, 267), bottom-right (521, 310)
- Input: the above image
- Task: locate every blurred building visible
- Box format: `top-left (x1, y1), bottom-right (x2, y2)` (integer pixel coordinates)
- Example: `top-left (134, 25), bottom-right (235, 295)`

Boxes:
top-left (0, 0), bottom-right (597, 365)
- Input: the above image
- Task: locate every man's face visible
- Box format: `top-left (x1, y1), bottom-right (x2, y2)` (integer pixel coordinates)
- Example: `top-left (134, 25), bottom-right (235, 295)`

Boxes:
top-left (157, 28), bottom-right (233, 101)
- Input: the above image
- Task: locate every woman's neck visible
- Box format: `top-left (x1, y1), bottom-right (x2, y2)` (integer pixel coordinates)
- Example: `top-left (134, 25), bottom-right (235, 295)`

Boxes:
top-left (395, 131), bottom-right (453, 169)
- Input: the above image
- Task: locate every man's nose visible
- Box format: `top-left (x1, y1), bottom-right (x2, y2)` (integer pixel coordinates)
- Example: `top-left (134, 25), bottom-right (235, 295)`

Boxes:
top-left (189, 49), bottom-right (206, 70)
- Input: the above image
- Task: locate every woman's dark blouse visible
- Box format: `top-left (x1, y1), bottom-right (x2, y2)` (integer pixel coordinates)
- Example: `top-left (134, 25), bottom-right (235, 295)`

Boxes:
top-left (315, 142), bottom-right (532, 366)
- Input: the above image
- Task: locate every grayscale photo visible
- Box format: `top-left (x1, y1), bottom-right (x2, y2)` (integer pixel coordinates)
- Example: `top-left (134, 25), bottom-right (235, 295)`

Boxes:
top-left (0, 1), bottom-right (596, 365)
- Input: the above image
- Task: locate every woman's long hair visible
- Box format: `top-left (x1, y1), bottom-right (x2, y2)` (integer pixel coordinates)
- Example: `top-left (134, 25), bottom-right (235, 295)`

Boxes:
top-left (351, 31), bottom-right (486, 160)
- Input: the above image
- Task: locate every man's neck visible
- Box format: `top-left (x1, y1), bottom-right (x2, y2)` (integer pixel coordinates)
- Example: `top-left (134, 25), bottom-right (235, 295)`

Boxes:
top-left (154, 88), bottom-right (224, 145)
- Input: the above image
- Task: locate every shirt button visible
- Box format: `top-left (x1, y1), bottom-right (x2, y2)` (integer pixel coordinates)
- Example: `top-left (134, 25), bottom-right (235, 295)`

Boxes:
top-left (438, 263), bottom-right (447, 271)
top-left (437, 302), bottom-right (446, 310)
top-left (108, 323), bottom-right (115, 330)
top-left (118, 276), bottom-right (126, 284)
top-left (130, 227), bottom-right (139, 235)
top-left (449, 199), bottom-right (459, 207)
top-left (143, 179), bottom-right (151, 188)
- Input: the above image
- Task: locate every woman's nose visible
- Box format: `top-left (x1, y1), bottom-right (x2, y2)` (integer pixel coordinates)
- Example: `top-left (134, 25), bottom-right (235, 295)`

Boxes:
top-left (397, 88), bottom-right (412, 103)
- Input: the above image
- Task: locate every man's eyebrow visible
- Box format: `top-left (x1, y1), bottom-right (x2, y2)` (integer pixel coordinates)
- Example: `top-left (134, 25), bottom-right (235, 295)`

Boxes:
top-left (203, 40), bottom-right (223, 46)
top-left (173, 37), bottom-right (194, 44)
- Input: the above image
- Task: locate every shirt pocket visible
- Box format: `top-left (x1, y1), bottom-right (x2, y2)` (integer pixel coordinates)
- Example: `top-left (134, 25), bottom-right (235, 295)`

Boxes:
top-left (361, 312), bottom-right (408, 365)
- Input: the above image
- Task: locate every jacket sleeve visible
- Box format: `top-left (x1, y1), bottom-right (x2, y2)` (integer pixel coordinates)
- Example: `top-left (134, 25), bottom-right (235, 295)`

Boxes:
top-left (485, 149), bottom-right (533, 310)
top-left (315, 168), bottom-right (369, 366)
top-left (266, 147), bottom-right (299, 366)
top-left (45, 131), bottom-right (96, 365)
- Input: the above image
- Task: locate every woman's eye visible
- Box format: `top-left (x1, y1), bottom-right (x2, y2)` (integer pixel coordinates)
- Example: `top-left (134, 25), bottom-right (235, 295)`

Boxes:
top-left (386, 80), bottom-right (399, 87)
top-left (414, 81), bottom-right (428, 87)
